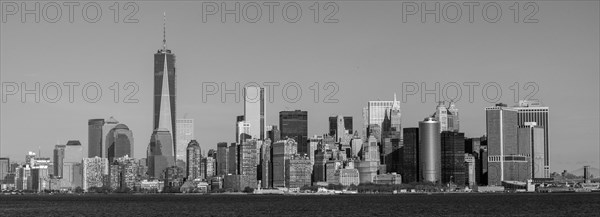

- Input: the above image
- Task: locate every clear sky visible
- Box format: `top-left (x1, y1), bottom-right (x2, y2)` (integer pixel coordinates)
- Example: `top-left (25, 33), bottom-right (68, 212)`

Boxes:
top-left (1, 1), bottom-right (598, 172)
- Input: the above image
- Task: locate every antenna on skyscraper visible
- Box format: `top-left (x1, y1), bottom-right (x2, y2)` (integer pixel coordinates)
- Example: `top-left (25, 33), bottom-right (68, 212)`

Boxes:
top-left (163, 12), bottom-right (167, 51)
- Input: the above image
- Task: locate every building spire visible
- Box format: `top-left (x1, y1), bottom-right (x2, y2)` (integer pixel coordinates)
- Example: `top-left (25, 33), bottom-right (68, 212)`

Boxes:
top-left (163, 12), bottom-right (167, 51)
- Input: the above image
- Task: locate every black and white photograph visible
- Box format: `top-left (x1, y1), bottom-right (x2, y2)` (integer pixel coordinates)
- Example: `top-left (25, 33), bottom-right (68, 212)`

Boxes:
top-left (0, 0), bottom-right (599, 216)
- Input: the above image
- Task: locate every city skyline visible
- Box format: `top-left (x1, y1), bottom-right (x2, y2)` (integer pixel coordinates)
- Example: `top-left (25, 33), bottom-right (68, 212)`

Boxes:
top-left (1, 1), bottom-right (599, 173)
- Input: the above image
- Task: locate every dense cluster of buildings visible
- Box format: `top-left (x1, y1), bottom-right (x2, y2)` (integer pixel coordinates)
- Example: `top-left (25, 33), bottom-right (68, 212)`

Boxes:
top-left (0, 21), bottom-right (556, 193)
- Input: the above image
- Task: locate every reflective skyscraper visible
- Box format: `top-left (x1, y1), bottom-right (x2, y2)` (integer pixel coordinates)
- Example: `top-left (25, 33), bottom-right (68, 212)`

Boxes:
top-left (106, 124), bottom-right (134, 163)
top-left (176, 119), bottom-right (194, 164)
top-left (153, 13), bottom-right (177, 149)
top-left (419, 117), bottom-right (441, 183)
top-left (244, 86), bottom-right (266, 140)
top-left (53, 145), bottom-right (65, 178)
top-left (279, 110), bottom-right (308, 154)
top-left (147, 14), bottom-right (177, 178)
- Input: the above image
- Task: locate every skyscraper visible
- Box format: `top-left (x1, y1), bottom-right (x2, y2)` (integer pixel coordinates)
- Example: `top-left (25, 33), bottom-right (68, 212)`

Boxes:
top-left (186, 140), bottom-right (201, 180)
top-left (486, 103), bottom-right (530, 185)
top-left (441, 131), bottom-right (466, 185)
top-left (88, 119), bottom-right (105, 158)
top-left (153, 13), bottom-right (177, 150)
top-left (147, 129), bottom-right (175, 178)
top-left (53, 145), bottom-right (65, 178)
top-left (64, 140), bottom-right (83, 163)
top-left (279, 110), bottom-right (308, 154)
top-left (216, 142), bottom-right (229, 176)
top-left (518, 122), bottom-right (545, 179)
top-left (176, 119), bottom-right (194, 164)
top-left (244, 86), bottom-right (266, 140)
top-left (363, 94), bottom-right (400, 139)
top-left (419, 117), bottom-right (441, 183)
top-left (402, 127), bottom-right (419, 183)
top-left (433, 101), bottom-right (460, 132)
top-left (512, 100), bottom-right (549, 177)
top-left (0, 158), bottom-right (9, 183)
top-left (147, 15), bottom-right (177, 178)
top-left (329, 115), bottom-right (353, 142)
top-left (87, 117), bottom-right (120, 158)
top-left (106, 124), bottom-right (134, 163)
top-left (272, 139), bottom-right (298, 187)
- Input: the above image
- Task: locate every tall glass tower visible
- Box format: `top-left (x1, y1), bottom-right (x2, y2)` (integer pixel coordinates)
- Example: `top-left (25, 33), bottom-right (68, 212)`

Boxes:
top-left (153, 13), bottom-right (177, 149)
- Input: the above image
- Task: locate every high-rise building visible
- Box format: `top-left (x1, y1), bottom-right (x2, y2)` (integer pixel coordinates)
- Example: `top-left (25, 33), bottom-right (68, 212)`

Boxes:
top-left (286, 155), bottom-right (312, 188)
top-left (88, 119), bottom-right (105, 158)
top-left (147, 129), bottom-right (175, 178)
top-left (204, 156), bottom-right (216, 179)
top-left (279, 110), bottom-right (308, 154)
top-left (82, 157), bottom-right (108, 191)
top-left (238, 139), bottom-right (259, 188)
top-left (419, 117), bottom-right (441, 183)
top-left (0, 158), bottom-right (9, 183)
top-left (512, 100), bottom-right (549, 177)
top-left (329, 115), bottom-right (353, 142)
top-left (186, 140), bottom-right (201, 180)
top-left (272, 139), bottom-right (298, 187)
top-left (267, 125), bottom-right (281, 143)
top-left (363, 94), bottom-right (400, 139)
top-left (433, 101), bottom-right (460, 132)
top-left (153, 15), bottom-right (177, 148)
top-left (176, 119), bottom-right (194, 164)
top-left (244, 86), bottom-right (266, 140)
top-left (216, 142), bottom-right (229, 176)
top-left (87, 117), bottom-right (120, 158)
top-left (260, 141), bottom-right (272, 188)
top-left (486, 103), bottom-right (530, 185)
top-left (518, 122), bottom-right (545, 179)
top-left (106, 124), bottom-right (134, 163)
top-left (228, 143), bottom-right (238, 175)
top-left (441, 131), bottom-right (466, 185)
top-left (357, 136), bottom-right (379, 184)
top-left (402, 128), bottom-right (419, 183)
top-left (53, 145), bottom-right (65, 178)
top-left (236, 121), bottom-right (251, 144)
top-left (64, 140), bottom-right (83, 163)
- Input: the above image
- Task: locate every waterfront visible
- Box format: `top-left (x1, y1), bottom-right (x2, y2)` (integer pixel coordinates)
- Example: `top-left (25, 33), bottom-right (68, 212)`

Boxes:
top-left (1, 193), bottom-right (599, 216)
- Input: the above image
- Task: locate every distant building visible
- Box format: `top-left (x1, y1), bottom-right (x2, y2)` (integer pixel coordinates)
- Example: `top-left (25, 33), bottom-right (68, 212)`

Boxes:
top-left (147, 129), bottom-right (175, 179)
top-left (419, 117), bottom-right (441, 183)
top-left (286, 155), bottom-right (312, 188)
top-left (82, 157), bottom-right (108, 191)
top-left (163, 166), bottom-right (185, 192)
top-left (106, 123), bottom-right (134, 163)
top-left (244, 86), bottom-right (266, 140)
top-left (186, 140), bottom-right (202, 180)
top-left (260, 140), bottom-right (272, 188)
top-left (329, 115), bottom-right (353, 142)
top-left (280, 110), bottom-right (308, 154)
top-left (0, 158), bottom-right (9, 183)
top-left (486, 103), bottom-right (530, 185)
top-left (176, 119), bottom-right (194, 165)
top-left (53, 145), bottom-right (65, 178)
top-left (441, 131), bottom-right (466, 185)
top-left (239, 139), bottom-right (259, 189)
top-left (512, 100), bottom-right (549, 177)
top-left (464, 154), bottom-right (476, 187)
top-left (216, 142), bottom-right (229, 176)
top-left (518, 122), bottom-right (546, 179)
top-left (433, 101), bottom-right (460, 132)
top-left (272, 139), bottom-right (298, 187)
top-left (374, 173), bottom-right (402, 185)
top-left (337, 168), bottom-right (360, 186)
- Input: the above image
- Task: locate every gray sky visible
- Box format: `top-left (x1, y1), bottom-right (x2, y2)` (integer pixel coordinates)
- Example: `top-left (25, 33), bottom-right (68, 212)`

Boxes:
top-left (1, 1), bottom-right (598, 172)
